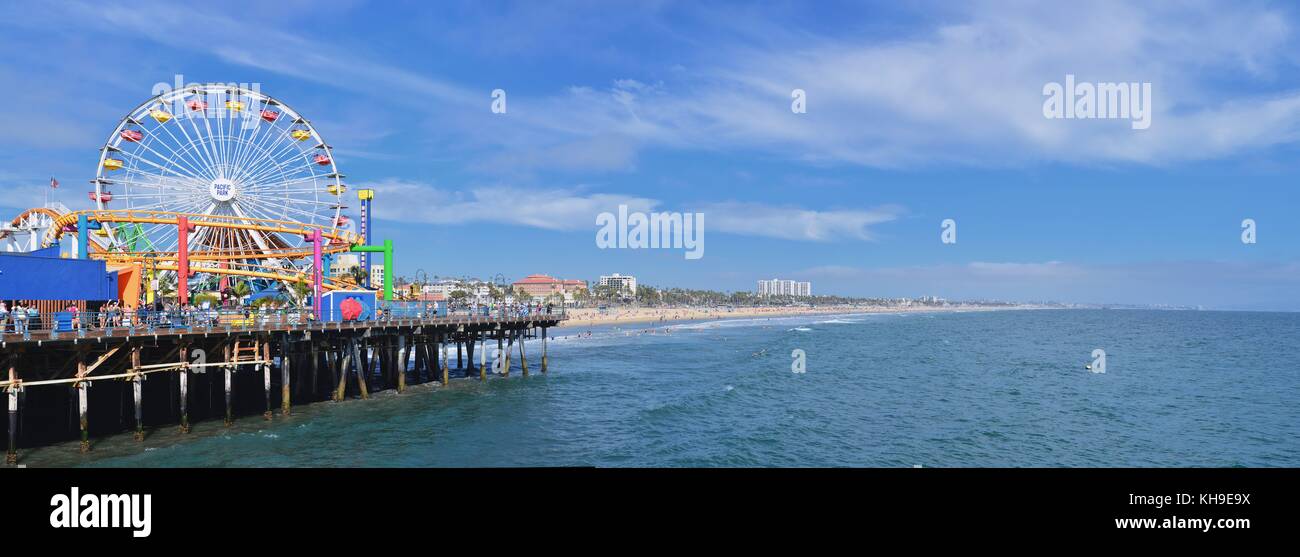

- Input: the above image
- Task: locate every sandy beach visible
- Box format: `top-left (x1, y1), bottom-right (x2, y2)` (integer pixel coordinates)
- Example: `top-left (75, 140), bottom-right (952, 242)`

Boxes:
top-left (553, 305), bottom-right (1015, 329)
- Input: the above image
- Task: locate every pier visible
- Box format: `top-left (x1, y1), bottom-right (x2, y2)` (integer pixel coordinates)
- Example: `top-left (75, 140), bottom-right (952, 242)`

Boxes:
top-left (0, 309), bottom-right (564, 463)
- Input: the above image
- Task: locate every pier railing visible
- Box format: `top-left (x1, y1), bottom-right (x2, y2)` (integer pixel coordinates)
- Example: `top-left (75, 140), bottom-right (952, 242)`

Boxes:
top-left (0, 304), bottom-right (566, 341)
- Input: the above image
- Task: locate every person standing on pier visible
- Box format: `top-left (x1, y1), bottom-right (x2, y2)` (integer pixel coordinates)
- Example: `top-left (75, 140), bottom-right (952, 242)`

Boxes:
top-left (12, 301), bottom-right (27, 334)
top-left (0, 301), bottom-right (8, 333)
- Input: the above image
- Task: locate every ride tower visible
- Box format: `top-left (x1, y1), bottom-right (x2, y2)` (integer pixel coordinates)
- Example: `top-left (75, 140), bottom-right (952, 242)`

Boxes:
top-left (358, 188), bottom-right (374, 288)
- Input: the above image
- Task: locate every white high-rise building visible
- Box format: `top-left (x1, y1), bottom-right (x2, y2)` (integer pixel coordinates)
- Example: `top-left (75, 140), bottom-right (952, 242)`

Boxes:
top-left (757, 278), bottom-right (812, 297)
top-left (598, 273), bottom-right (637, 294)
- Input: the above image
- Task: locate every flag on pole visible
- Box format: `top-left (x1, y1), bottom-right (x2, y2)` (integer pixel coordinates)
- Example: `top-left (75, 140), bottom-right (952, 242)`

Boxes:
top-left (50, 177), bottom-right (59, 189)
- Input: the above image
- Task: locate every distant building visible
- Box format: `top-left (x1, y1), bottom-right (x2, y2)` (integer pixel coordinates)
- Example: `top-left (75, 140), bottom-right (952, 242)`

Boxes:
top-left (512, 274), bottom-right (588, 304)
top-left (329, 253), bottom-right (361, 276)
top-left (757, 278), bottom-right (811, 297)
top-left (370, 266), bottom-right (384, 289)
top-left (598, 273), bottom-right (637, 295)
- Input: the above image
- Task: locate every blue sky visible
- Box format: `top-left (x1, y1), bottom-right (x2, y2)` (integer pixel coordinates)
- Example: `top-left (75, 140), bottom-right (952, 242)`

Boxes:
top-left (1, 0), bottom-right (1298, 310)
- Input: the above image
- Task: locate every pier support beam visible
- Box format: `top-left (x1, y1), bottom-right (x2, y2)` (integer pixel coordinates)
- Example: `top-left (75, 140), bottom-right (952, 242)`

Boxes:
top-left (441, 339), bottom-right (450, 385)
top-left (131, 345), bottom-right (144, 441)
top-left (520, 329), bottom-right (529, 377)
top-left (6, 357), bottom-right (17, 464)
top-left (478, 332), bottom-right (486, 381)
top-left (179, 343), bottom-right (190, 433)
top-left (396, 335), bottom-right (407, 393)
top-left (334, 343), bottom-right (350, 402)
top-left (310, 342), bottom-right (319, 401)
top-left (281, 338), bottom-right (291, 416)
top-left (465, 335), bottom-right (475, 374)
top-left (350, 338), bottom-right (369, 400)
top-left (497, 333), bottom-right (504, 378)
top-left (262, 340), bottom-right (273, 420)
top-left (224, 343), bottom-right (234, 427)
top-left (77, 382), bottom-right (89, 452)
top-left (132, 376), bottom-right (144, 441)
top-left (541, 328), bottom-right (548, 374)
top-left (504, 332), bottom-right (513, 377)
top-left (77, 347), bottom-right (91, 451)
top-left (6, 386), bottom-right (17, 465)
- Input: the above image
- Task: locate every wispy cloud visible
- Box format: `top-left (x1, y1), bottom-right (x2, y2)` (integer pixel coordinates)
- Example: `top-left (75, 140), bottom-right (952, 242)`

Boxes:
top-left (370, 179), bottom-right (902, 241)
top-left (23, 0), bottom-right (1300, 172)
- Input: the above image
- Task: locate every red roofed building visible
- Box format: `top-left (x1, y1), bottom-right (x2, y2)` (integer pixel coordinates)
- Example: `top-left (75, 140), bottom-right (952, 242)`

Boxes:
top-left (512, 274), bottom-right (588, 303)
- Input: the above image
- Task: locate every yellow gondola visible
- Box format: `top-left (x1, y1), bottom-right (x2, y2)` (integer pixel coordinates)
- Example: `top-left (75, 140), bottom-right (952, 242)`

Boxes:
top-left (327, 184), bottom-right (347, 195)
top-left (225, 100), bottom-right (245, 112)
top-left (149, 108), bottom-right (172, 123)
top-left (103, 158), bottom-right (124, 171)
top-left (290, 129), bottom-right (312, 141)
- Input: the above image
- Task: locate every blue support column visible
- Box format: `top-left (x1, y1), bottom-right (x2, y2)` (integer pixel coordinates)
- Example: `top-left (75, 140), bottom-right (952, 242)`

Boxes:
top-left (77, 213), bottom-right (88, 260)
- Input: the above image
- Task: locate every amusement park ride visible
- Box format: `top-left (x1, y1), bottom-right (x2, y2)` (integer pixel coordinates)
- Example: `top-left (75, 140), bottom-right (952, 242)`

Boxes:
top-left (1, 84), bottom-right (390, 307)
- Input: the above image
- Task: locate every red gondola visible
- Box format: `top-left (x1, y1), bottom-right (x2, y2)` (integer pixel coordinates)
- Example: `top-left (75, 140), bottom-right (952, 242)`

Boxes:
top-left (335, 215), bottom-right (350, 226)
top-left (260, 109), bottom-right (280, 123)
top-left (120, 129), bottom-right (144, 142)
top-left (88, 190), bottom-right (113, 203)
top-left (187, 99), bottom-right (208, 111)
top-left (313, 153), bottom-right (331, 166)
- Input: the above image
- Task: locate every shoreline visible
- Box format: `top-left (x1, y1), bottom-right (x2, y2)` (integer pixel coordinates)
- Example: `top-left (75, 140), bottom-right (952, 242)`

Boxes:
top-left (553, 304), bottom-right (1034, 329)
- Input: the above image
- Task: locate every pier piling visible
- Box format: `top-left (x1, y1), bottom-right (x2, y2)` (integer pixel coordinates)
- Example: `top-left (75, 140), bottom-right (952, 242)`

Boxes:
top-left (131, 345), bottom-right (144, 441)
top-left (396, 335), bottom-right (407, 393)
top-left (77, 347), bottom-right (91, 450)
top-left (262, 341), bottom-right (273, 420)
top-left (77, 382), bottom-right (89, 451)
top-left (334, 343), bottom-right (350, 402)
top-left (441, 340), bottom-right (450, 385)
top-left (478, 332), bottom-right (486, 380)
top-left (520, 329), bottom-right (529, 376)
top-left (504, 332), bottom-right (513, 377)
top-left (0, 310), bottom-right (565, 451)
top-left (281, 337), bottom-right (291, 416)
top-left (7, 385), bottom-right (17, 465)
top-left (224, 343), bottom-right (234, 427)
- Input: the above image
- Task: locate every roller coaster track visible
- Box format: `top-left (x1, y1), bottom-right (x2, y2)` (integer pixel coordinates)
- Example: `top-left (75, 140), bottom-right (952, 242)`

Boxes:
top-left (41, 210), bottom-right (365, 291)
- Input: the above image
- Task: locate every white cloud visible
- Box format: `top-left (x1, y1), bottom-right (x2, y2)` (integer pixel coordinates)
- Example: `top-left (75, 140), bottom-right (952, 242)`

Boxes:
top-left (460, 0), bottom-right (1300, 168)
top-left (370, 179), bottom-right (902, 241)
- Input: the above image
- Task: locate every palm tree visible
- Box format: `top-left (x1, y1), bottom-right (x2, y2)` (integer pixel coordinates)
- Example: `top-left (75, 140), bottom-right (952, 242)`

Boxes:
top-left (289, 280), bottom-right (312, 308)
top-left (232, 281), bottom-right (252, 305)
top-left (348, 266), bottom-right (367, 287)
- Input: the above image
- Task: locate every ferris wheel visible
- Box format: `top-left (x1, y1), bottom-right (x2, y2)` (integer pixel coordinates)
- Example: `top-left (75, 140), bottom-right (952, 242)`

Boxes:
top-left (92, 84), bottom-right (345, 268)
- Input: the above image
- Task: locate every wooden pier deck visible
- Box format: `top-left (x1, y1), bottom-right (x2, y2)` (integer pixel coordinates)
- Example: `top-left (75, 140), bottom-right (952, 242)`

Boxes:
top-left (0, 312), bottom-right (566, 463)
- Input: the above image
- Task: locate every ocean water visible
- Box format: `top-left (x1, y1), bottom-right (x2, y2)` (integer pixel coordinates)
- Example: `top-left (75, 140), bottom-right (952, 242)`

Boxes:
top-left (21, 309), bottom-right (1300, 467)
